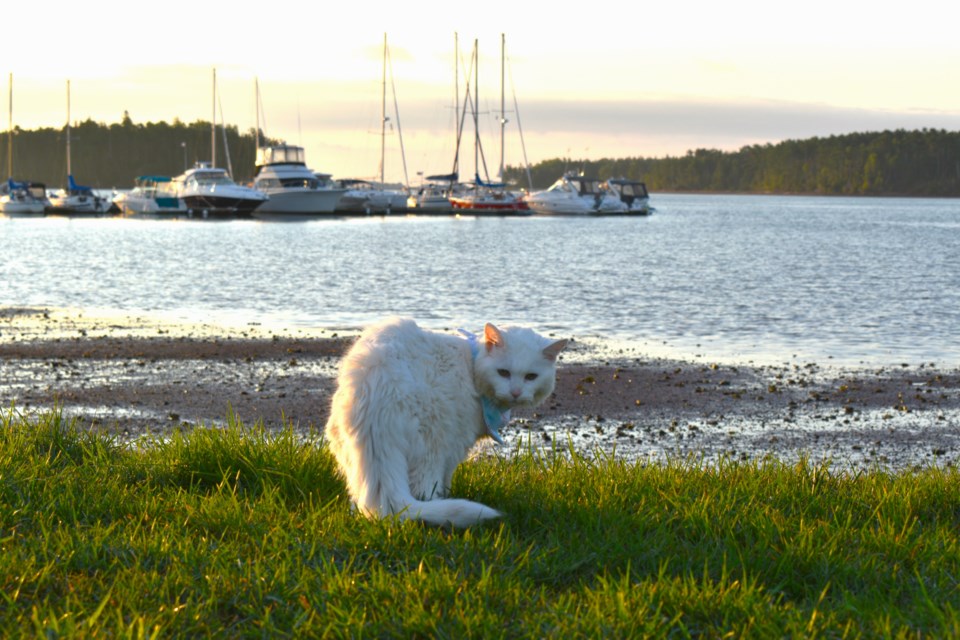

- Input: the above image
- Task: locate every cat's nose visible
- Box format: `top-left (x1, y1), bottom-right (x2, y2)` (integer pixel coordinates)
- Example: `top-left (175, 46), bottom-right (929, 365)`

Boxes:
top-left (511, 389), bottom-right (522, 398)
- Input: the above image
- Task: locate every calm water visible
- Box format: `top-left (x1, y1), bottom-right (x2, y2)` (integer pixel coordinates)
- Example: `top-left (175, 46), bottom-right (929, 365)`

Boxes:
top-left (2, 194), bottom-right (959, 367)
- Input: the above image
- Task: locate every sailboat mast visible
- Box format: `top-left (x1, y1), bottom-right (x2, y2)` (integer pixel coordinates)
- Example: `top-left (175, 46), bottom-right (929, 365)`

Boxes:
top-left (211, 68), bottom-right (217, 168)
top-left (254, 77), bottom-right (260, 150)
top-left (499, 33), bottom-right (506, 181)
top-left (7, 73), bottom-right (12, 179)
top-left (473, 39), bottom-right (479, 183)
top-left (381, 33), bottom-right (387, 186)
top-left (66, 79), bottom-right (72, 179)
top-left (454, 32), bottom-right (459, 178)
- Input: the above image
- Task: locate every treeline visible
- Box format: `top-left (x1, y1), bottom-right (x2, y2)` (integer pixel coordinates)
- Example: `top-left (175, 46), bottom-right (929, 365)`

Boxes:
top-left (505, 129), bottom-right (960, 196)
top-left (0, 114), bottom-right (277, 188)
top-left (6, 120), bottom-right (960, 196)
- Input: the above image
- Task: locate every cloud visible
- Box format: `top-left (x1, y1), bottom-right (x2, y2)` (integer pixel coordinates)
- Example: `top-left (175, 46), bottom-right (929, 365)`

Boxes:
top-left (513, 98), bottom-right (960, 149)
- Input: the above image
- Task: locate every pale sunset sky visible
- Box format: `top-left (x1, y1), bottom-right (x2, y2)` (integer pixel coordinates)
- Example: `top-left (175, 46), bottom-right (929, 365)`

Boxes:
top-left (3, 0), bottom-right (959, 184)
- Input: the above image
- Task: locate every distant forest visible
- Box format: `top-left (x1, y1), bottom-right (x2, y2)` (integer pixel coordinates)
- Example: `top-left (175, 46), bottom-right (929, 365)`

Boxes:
top-left (3, 117), bottom-right (960, 197)
top-left (505, 129), bottom-right (960, 196)
top-left (0, 114), bottom-right (276, 188)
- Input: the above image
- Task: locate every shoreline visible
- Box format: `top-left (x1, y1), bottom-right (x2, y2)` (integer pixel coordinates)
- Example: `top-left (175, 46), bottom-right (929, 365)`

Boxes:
top-left (2, 306), bottom-right (959, 472)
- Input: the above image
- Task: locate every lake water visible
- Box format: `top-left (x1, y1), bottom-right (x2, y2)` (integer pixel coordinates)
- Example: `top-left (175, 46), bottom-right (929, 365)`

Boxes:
top-left (2, 193), bottom-right (958, 367)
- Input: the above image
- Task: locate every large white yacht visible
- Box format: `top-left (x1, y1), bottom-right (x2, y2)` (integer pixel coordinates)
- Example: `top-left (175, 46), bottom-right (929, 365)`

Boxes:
top-left (172, 162), bottom-right (267, 219)
top-left (250, 145), bottom-right (346, 219)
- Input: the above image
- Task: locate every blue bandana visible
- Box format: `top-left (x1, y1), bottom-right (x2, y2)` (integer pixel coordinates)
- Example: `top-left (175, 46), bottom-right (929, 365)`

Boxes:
top-left (458, 328), bottom-right (510, 445)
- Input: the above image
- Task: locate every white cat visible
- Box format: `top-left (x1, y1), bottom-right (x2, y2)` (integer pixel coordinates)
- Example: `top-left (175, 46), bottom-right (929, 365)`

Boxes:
top-left (324, 317), bottom-right (567, 527)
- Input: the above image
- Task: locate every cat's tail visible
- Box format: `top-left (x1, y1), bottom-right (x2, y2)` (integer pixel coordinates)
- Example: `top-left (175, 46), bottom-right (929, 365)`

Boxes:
top-left (395, 495), bottom-right (503, 528)
top-left (372, 480), bottom-right (502, 528)
top-left (357, 461), bottom-right (502, 528)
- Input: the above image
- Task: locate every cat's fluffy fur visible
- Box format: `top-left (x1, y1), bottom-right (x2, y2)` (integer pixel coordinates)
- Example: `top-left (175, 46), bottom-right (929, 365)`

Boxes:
top-left (325, 317), bottom-right (567, 527)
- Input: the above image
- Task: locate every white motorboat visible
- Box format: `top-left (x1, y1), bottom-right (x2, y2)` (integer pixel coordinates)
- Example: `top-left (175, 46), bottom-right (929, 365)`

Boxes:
top-left (0, 179), bottom-right (48, 216)
top-left (406, 176), bottom-right (455, 213)
top-left (334, 179), bottom-right (406, 215)
top-left (524, 173), bottom-right (626, 216)
top-left (47, 175), bottom-right (112, 215)
top-left (113, 175), bottom-right (186, 218)
top-left (172, 162), bottom-right (267, 219)
top-left (605, 178), bottom-right (654, 215)
top-left (251, 145), bottom-right (346, 219)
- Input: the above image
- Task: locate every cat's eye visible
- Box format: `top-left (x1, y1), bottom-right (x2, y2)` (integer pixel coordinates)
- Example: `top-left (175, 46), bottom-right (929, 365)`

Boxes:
top-left (497, 369), bottom-right (511, 379)
top-left (524, 373), bottom-right (539, 381)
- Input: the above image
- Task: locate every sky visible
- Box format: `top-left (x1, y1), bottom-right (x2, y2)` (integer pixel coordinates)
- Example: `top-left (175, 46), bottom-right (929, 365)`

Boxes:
top-left (3, 0), bottom-right (960, 185)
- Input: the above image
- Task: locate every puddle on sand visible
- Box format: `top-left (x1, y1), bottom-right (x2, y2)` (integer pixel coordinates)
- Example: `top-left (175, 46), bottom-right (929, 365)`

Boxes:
top-left (482, 404), bottom-right (960, 473)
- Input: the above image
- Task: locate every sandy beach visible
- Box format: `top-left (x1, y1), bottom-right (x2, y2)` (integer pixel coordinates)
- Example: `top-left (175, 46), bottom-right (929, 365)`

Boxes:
top-left (2, 306), bottom-right (958, 472)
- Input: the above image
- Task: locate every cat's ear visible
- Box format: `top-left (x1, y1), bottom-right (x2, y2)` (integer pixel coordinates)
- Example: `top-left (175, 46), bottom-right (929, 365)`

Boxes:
top-left (542, 339), bottom-right (568, 362)
top-left (484, 323), bottom-right (505, 352)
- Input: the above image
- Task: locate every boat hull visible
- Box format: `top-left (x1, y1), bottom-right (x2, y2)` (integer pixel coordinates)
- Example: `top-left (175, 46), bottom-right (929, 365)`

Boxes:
top-left (335, 192), bottom-right (396, 215)
top-left (0, 200), bottom-right (45, 215)
top-left (182, 195), bottom-right (265, 219)
top-left (253, 189), bottom-right (346, 216)
top-left (115, 195), bottom-right (186, 219)
top-left (406, 198), bottom-right (453, 214)
top-left (524, 198), bottom-right (597, 216)
top-left (47, 194), bottom-right (113, 216)
top-left (449, 196), bottom-right (530, 215)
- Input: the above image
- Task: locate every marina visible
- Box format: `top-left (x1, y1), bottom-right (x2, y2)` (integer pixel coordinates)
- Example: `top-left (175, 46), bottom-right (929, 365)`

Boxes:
top-left (0, 167), bottom-right (652, 219)
top-left (0, 33), bottom-right (654, 220)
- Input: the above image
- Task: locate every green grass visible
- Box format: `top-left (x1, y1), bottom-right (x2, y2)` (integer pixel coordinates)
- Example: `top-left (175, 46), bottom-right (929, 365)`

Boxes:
top-left (1, 406), bottom-right (959, 638)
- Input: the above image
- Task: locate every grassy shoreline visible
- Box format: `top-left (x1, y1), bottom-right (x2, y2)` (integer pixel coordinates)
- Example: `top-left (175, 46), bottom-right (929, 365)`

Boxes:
top-left (2, 407), bottom-right (958, 637)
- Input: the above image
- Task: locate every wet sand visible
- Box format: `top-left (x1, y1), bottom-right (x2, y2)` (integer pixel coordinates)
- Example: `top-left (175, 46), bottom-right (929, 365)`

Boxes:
top-left (2, 307), bottom-right (959, 472)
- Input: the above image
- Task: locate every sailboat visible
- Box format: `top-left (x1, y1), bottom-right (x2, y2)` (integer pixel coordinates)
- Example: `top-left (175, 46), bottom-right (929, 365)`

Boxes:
top-left (0, 73), bottom-right (48, 216)
top-left (448, 35), bottom-right (530, 215)
top-left (335, 33), bottom-right (409, 215)
top-left (47, 80), bottom-right (112, 215)
top-left (407, 32), bottom-right (460, 214)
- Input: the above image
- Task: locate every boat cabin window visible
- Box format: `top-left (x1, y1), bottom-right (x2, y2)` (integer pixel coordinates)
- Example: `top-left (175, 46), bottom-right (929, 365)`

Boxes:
top-left (256, 177), bottom-right (318, 189)
top-left (619, 183), bottom-right (648, 197)
top-left (191, 171), bottom-right (233, 186)
top-left (256, 146), bottom-right (306, 166)
top-left (573, 179), bottom-right (602, 195)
